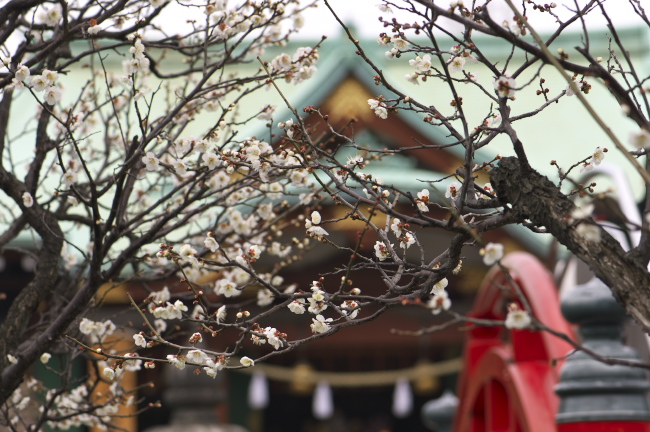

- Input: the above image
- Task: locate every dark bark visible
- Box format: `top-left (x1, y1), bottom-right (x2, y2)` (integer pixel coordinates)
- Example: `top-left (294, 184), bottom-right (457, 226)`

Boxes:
top-left (491, 157), bottom-right (650, 332)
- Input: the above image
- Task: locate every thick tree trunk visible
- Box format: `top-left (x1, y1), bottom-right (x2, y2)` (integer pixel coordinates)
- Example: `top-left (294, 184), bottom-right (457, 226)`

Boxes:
top-left (491, 157), bottom-right (650, 332)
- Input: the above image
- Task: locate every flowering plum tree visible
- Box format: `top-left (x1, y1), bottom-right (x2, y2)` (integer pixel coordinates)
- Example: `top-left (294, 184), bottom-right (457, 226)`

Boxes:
top-left (0, 0), bottom-right (324, 427)
top-left (2, 0), bottom-right (650, 429)
top-left (345, 0), bottom-right (650, 333)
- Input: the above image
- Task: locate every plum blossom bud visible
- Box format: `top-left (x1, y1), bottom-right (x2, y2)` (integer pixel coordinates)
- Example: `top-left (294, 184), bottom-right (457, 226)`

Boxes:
top-left (103, 367), bottom-right (116, 380)
top-left (40, 353), bottom-right (51, 364)
top-left (22, 192), bottom-right (34, 208)
top-left (240, 356), bottom-right (254, 367)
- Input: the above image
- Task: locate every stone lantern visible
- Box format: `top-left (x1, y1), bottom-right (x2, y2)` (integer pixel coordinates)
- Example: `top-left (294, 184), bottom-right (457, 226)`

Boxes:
top-left (555, 277), bottom-right (650, 431)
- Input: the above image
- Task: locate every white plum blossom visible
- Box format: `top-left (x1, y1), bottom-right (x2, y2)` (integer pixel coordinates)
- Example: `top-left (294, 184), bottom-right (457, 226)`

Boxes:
top-left (487, 113), bottom-right (502, 128)
top-left (307, 296), bottom-right (327, 314)
top-left (391, 218), bottom-right (404, 237)
top-left (592, 147), bottom-right (605, 165)
top-left (148, 286), bottom-right (170, 308)
top-left (576, 223), bottom-right (601, 242)
top-left (629, 130), bottom-right (650, 148)
top-left (448, 56), bottom-right (465, 73)
top-left (416, 189), bottom-right (430, 212)
top-left (399, 232), bottom-right (416, 249)
top-left (204, 358), bottom-right (223, 378)
top-left (406, 72), bottom-right (419, 85)
top-left (278, 118), bottom-right (294, 130)
top-left (123, 353), bottom-right (142, 371)
top-left (22, 192), bottom-right (34, 208)
top-left (264, 327), bottom-right (283, 349)
top-left (214, 278), bottom-right (240, 297)
top-left (340, 300), bottom-right (359, 319)
top-left (368, 98), bottom-right (388, 119)
top-left (179, 244), bottom-right (199, 267)
top-left (307, 225), bottom-right (329, 238)
top-left (155, 300), bottom-right (187, 320)
top-left (445, 181), bottom-right (460, 200)
top-left (7, 354), bottom-right (17, 364)
top-left (565, 79), bottom-right (580, 96)
top-left (374, 241), bottom-right (392, 261)
top-left (14, 65), bottom-right (29, 82)
top-left (504, 304), bottom-right (532, 330)
top-left (311, 211), bottom-right (322, 225)
top-left (202, 153), bottom-right (220, 170)
top-left (154, 319), bottom-right (167, 333)
top-left (482, 242), bottom-right (504, 266)
top-left (204, 366), bottom-right (217, 378)
top-left (431, 278), bottom-right (448, 295)
top-left (40, 353), bottom-right (51, 364)
top-left (167, 355), bottom-right (186, 370)
top-left (570, 203), bottom-right (594, 221)
top-left (79, 318), bottom-right (116, 341)
top-left (188, 306), bottom-right (205, 322)
top-left (204, 235), bottom-right (219, 252)
top-left (61, 171), bottom-right (77, 188)
top-left (377, 3), bottom-right (393, 13)
top-left (288, 299), bottom-right (306, 314)
top-left (385, 47), bottom-right (398, 59)
top-left (493, 75), bottom-right (517, 99)
top-left (133, 333), bottom-right (147, 348)
top-left (88, 22), bottom-right (102, 35)
top-left (186, 349), bottom-right (209, 365)
top-left (310, 314), bottom-right (333, 334)
top-left (502, 20), bottom-right (522, 36)
top-left (240, 356), bottom-right (254, 367)
top-left (216, 305), bottom-right (227, 323)
top-left (248, 244), bottom-right (263, 260)
top-left (142, 152), bottom-right (159, 171)
top-left (392, 36), bottom-right (409, 50)
top-left (258, 105), bottom-right (276, 120)
top-left (579, 162), bottom-right (594, 173)
top-left (257, 288), bottom-right (274, 307)
top-left (172, 159), bottom-right (188, 176)
top-left (481, 183), bottom-right (495, 199)
top-left (409, 55), bottom-right (432, 72)
top-left (30, 75), bottom-right (48, 92)
top-left (42, 69), bottom-right (59, 85)
top-left (39, 5), bottom-right (62, 26)
top-left (428, 291), bottom-right (451, 315)
top-left (169, 300), bottom-right (188, 319)
top-left (44, 86), bottom-right (62, 105)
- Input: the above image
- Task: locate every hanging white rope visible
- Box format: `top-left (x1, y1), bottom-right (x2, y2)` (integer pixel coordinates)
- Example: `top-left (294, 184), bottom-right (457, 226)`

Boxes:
top-left (233, 357), bottom-right (461, 387)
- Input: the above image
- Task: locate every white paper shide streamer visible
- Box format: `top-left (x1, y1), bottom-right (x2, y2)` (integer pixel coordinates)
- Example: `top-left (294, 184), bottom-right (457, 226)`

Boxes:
top-left (248, 372), bottom-right (269, 409)
top-left (392, 377), bottom-right (413, 417)
top-left (312, 381), bottom-right (334, 419)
